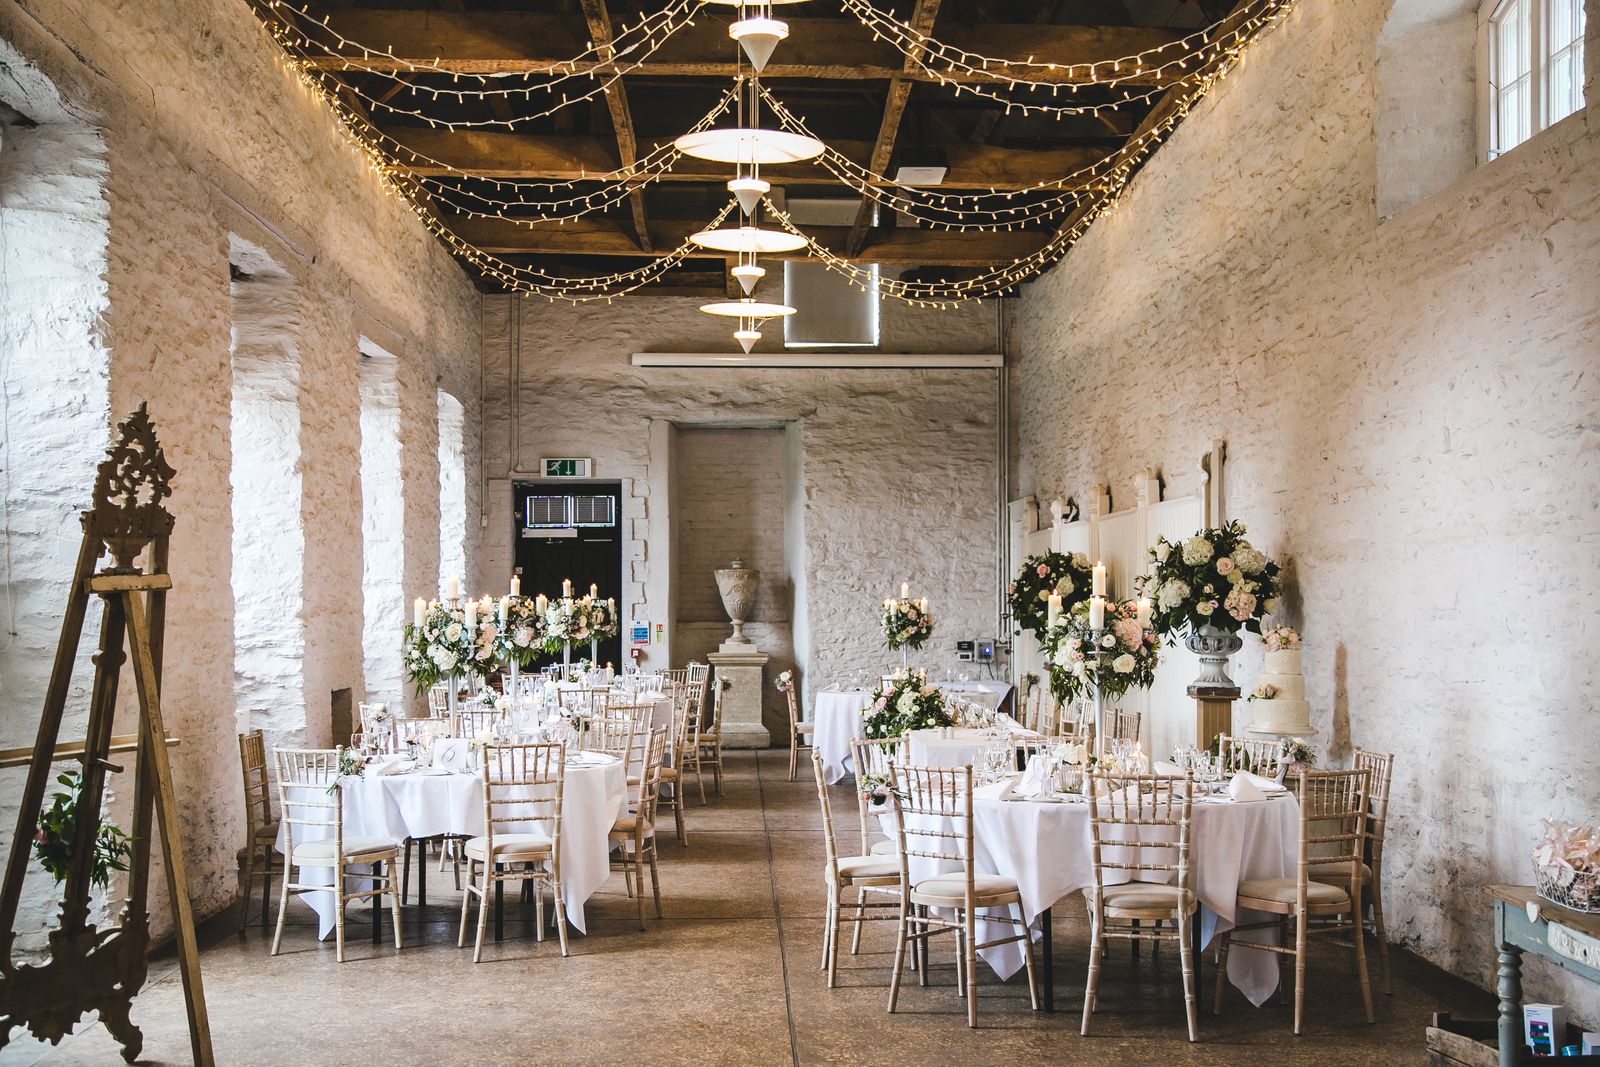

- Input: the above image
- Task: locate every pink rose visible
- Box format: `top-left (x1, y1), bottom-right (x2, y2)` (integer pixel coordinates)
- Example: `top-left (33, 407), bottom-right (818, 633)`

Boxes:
top-left (1216, 557), bottom-right (1235, 575)
top-left (1036, 564), bottom-right (1050, 577)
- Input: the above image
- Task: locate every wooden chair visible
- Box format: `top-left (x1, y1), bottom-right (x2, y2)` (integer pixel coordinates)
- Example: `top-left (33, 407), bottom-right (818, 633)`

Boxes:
top-left (1216, 733), bottom-right (1285, 780)
top-left (1109, 707), bottom-right (1142, 743)
top-left (1019, 678), bottom-right (1043, 733)
top-left (1212, 767), bottom-right (1374, 1034)
top-left (427, 684), bottom-right (449, 716)
top-left (656, 694), bottom-right (693, 846)
top-left (610, 726), bottom-right (669, 930)
top-left (885, 764), bottom-right (1039, 1027)
top-left (1333, 749), bottom-right (1395, 995)
top-left (236, 730), bottom-right (278, 932)
top-left (457, 705), bottom-right (499, 738)
top-left (811, 748), bottom-right (900, 986)
top-left (271, 747), bottom-right (403, 962)
top-left (849, 737), bottom-right (907, 858)
top-left (786, 683), bottom-right (814, 781)
top-left (593, 702), bottom-right (654, 787)
top-left (1082, 769), bottom-right (1198, 1041)
top-left (688, 684), bottom-right (725, 803)
top-left (458, 742), bottom-right (566, 962)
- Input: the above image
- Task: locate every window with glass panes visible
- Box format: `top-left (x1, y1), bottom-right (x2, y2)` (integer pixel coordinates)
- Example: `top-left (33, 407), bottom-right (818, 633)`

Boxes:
top-left (1486, 0), bottom-right (1587, 158)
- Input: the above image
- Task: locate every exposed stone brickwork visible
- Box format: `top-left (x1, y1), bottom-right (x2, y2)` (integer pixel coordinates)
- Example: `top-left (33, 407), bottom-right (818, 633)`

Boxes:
top-left (480, 295), bottom-right (1003, 738)
top-left (0, 0), bottom-right (482, 949)
top-left (1010, 0), bottom-right (1599, 1020)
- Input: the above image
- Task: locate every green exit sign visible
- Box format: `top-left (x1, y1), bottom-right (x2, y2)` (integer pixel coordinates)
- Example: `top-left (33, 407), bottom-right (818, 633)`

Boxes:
top-left (542, 457), bottom-right (592, 478)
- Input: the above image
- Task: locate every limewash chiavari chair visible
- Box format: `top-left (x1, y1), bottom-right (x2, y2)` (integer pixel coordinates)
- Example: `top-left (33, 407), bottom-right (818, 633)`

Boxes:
top-left (886, 764), bottom-right (1039, 1027)
top-left (850, 737), bottom-right (907, 858)
top-left (688, 684), bottom-right (726, 803)
top-left (1109, 708), bottom-right (1143, 744)
top-left (1321, 749), bottom-right (1394, 995)
top-left (610, 726), bottom-right (669, 930)
top-left (655, 690), bottom-right (693, 846)
top-left (237, 730), bottom-right (278, 932)
top-left (1081, 770), bottom-right (1199, 1041)
top-left (271, 747), bottom-right (404, 963)
top-left (427, 683), bottom-right (449, 717)
top-left (458, 742), bottom-right (567, 962)
top-left (457, 705), bottom-right (500, 739)
top-left (1217, 733), bottom-right (1285, 780)
top-left (1019, 678), bottom-right (1043, 734)
top-left (811, 748), bottom-right (900, 986)
top-left (786, 683), bottom-right (815, 781)
top-left (1213, 767), bottom-right (1375, 1034)
top-left (595, 701), bottom-right (655, 787)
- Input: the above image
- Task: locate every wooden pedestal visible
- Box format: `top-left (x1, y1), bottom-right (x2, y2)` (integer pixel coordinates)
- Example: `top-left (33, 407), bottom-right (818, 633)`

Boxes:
top-left (1188, 684), bottom-right (1239, 748)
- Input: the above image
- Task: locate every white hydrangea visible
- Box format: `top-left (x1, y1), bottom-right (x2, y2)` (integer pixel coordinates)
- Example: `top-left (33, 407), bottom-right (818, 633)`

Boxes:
top-left (896, 692), bottom-right (917, 715)
top-left (1157, 579), bottom-right (1190, 610)
top-left (1234, 544), bottom-right (1267, 574)
top-left (430, 648), bottom-right (458, 672)
top-left (1181, 537), bottom-right (1214, 565)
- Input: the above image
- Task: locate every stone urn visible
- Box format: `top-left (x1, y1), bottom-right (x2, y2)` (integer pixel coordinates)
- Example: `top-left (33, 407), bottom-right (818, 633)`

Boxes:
top-left (714, 557), bottom-right (759, 649)
top-left (1184, 622), bottom-right (1244, 689)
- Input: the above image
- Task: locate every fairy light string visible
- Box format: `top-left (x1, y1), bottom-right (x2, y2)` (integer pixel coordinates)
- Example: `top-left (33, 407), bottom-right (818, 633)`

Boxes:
top-left (242, 0), bottom-right (1299, 302)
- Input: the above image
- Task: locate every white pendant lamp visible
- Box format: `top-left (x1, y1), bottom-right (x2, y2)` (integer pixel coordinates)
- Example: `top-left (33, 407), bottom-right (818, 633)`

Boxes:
top-left (734, 328), bottom-right (761, 353)
top-left (729, 16), bottom-right (788, 73)
top-left (730, 263), bottom-right (766, 295)
top-left (689, 225), bottom-right (807, 254)
top-left (674, 128), bottom-right (823, 165)
top-left (728, 176), bottom-right (770, 216)
top-left (699, 299), bottom-right (797, 318)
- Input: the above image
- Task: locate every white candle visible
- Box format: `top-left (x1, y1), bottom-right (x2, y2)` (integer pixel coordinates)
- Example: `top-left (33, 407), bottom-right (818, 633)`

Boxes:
top-left (413, 597), bottom-right (426, 628)
top-left (536, 593), bottom-right (548, 613)
top-left (590, 583), bottom-right (598, 599)
top-left (444, 574), bottom-right (461, 600)
top-left (498, 596), bottom-right (509, 627)
top-left (884, 598), bottom-right (895, 612)
top-left (562, 578), bottom-right (573, 598)
top-left (1089, 595), bottom-right (1105, 631)
top-left (1136, 597), bottom-right (1152, 628)
top-left (1092, 561), bottom-right (1107, 597)
top-left (607, 597), bottom-right (616, 611)
top-left (918, 597), bottom-right (928, 612)
top-left (900, 582), bottom-right (910, 600)
top-left (509, 575), bottom-right (520, 597)
top-left (464, 598), bottom-right (478, 629)
top-left (1047, 593), bottom-right (1062, 627)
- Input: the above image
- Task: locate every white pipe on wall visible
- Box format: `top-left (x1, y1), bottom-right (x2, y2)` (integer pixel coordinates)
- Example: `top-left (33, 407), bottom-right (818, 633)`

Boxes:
top-left (629, 353), bottom-right (1002, 370)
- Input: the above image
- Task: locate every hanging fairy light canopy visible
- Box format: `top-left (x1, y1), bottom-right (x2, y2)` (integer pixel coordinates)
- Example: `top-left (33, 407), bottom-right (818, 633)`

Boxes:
top-left (242, 0), bottom-right (1299, 318)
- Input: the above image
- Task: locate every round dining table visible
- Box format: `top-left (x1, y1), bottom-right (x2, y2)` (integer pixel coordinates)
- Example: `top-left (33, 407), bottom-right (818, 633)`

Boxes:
top-left (278, 752), bottom-right (626, 941)
top-left (892, 777), bottom-right (1300, 1006)
top-left (812, 689), bottom-right (872, 784)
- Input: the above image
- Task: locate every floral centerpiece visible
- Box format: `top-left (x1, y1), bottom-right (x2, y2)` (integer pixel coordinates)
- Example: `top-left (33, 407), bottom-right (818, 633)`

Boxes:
top-left (863, 669), bottom-right (952, 739)
top-left (540, 598), bottom-right (589, 654)
top-left (1139, 520), bottom-right (1283, 688)
top-left (403, 600), bottom-right (491, 694)
top-left (1042, 598), bottom-right (1161, 704)
top-left (1009, 551), bottom-right (1093, 639)
top-left (882, 598), bottom-right (934, 652)
top-left (33, 770), bottom-right (135, 889)
top-left (1281, 737), bottom-right (1315, 765)
top-left (774, 670), bottom-right (794, 692)
top-left (1534, 819), bottom-right (1600, 913)
top-left (493, 595), bottom-right (546, 670)
top-left (587, 596), bottom-right (620, 642)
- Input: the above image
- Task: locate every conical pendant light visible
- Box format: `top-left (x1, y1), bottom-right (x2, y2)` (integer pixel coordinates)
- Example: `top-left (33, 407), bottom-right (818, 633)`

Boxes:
top-left (729, 17), bottom-right (788, 74)
top-left (728, 176), bottom-right (770, 216)
top-left (731, 263), bottom-right (765, 295)
top-left (735, 324), bottom-right (761, 353)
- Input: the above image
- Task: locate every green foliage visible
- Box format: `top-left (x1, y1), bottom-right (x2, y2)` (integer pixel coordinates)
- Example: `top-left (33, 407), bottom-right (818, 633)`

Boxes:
top-left (33, 770), bottom-right (135, 890)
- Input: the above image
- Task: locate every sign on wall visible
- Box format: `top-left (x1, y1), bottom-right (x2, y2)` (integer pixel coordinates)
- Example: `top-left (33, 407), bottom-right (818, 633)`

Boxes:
top-left (541, 457), bottom-right (593, 478)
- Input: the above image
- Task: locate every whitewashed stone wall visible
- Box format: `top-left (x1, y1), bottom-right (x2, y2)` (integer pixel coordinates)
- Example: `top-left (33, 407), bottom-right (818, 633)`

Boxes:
top-left (0, 0), bottom-right (481, 949)
top-left (480, 295), bottom-right (1001, 737)
top-left (1010, 0), bottom-right (1599, 1020)
top-left (359, 347), bottom-right (405, 708)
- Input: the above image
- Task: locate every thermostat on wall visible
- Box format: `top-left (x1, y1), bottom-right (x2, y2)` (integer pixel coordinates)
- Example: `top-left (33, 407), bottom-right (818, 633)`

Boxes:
top-left (955, 640), bottom-right (975, 662)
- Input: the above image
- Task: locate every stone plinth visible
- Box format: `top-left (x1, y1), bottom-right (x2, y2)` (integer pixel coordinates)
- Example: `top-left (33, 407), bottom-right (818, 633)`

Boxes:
top-left (708, 649), bottom-right (771, 749)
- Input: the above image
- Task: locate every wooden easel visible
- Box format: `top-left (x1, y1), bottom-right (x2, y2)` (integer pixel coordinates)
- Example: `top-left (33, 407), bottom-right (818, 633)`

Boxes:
top-left (0, 405), bottom-right (214, 1065)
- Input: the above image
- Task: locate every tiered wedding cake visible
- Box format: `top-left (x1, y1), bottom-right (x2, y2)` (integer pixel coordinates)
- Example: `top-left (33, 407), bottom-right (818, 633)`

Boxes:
top-left (1245, 627), bottom-right (1312, 735)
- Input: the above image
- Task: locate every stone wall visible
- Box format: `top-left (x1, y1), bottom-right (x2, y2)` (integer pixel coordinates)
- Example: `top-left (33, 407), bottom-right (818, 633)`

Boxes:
top-left (480, 295), bottom-right (1002, 737)
top-left (1009, 0), bottom-right (1599, 1021)
top-left (0, 0), bottom-right (482, 949)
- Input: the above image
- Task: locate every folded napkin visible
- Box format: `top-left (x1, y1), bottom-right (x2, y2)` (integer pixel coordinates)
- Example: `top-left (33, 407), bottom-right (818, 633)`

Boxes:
top-left (1013, 754), bottom-right (1050, 798)
top-left (1238, 770), bottom-right (1286, 793)
top-left (1154, 760), bottom-right (1186, 777)
top-left (1228, 773), bottom-right (1267, 803)
top-left (367, 756), bottom-right (413, 777)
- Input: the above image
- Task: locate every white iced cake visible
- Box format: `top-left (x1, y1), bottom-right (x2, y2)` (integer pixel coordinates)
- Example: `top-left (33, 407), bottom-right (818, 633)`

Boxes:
top-left (1247, 648), bottom-right (1312, 734)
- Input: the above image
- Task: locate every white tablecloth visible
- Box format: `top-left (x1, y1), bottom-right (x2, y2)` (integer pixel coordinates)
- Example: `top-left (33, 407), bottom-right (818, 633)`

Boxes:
top-left (906, 724), bottom-right (1038, 769)
top-left (278, 755), bottom-right (626, 940)
top-left (813, 690), bottom-right (871, 784)
top-left (894, 780), bottom-right (1299, 1005)
top-left (935, 680), bottom-right (1011, 711)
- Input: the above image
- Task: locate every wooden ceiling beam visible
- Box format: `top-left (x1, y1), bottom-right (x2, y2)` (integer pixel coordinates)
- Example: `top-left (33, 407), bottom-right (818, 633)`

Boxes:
top-left (441, 214), bottom-right (1048, 266)
top-left (385, 127), bottom-right (1112, 188)
top-left (843, 0), bottom-right (942, 256)
top-left (578, 0), bottom-right (652, 252)
top-left (301, 12), bottom-right (1181, 85)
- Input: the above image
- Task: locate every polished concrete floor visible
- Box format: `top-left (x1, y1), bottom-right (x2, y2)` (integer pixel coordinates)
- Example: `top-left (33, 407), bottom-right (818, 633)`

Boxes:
top-left (12, 751), bottom-right (1489, 1065)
